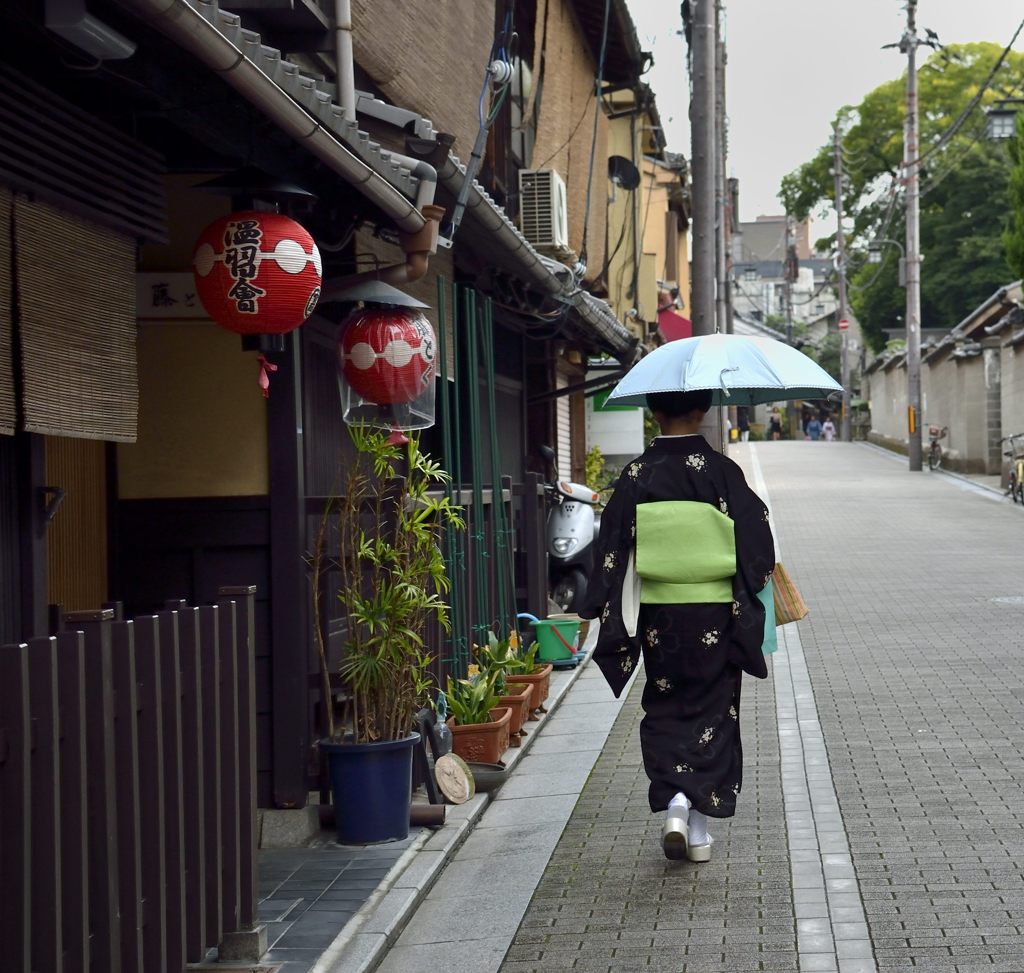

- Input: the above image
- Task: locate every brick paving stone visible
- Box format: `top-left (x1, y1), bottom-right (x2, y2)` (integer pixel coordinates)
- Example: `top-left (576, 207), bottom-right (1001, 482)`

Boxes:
top-left (751, 443), bottom-right (1024, 973)
top-left (497, 574), bottom-right (794, 971)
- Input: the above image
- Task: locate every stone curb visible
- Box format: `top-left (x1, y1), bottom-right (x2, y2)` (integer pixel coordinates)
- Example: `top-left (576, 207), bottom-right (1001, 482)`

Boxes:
top-left (311, 655), bottom-right (593, 973)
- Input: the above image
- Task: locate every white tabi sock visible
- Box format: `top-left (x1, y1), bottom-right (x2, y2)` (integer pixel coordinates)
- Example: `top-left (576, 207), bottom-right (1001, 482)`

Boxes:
top-left (668, 792), bottom-right (689, 810)
top-left (689, 809), bottom-right (709, 845)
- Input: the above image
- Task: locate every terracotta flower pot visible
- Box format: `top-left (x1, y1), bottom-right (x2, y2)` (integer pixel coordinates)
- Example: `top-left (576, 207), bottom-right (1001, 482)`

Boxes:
top-left (448, 706), bottom-right (512, 764)
top-left (497, 681), bottom-right (533, 747)
top-left (506, 663), bottom-right (553, 720)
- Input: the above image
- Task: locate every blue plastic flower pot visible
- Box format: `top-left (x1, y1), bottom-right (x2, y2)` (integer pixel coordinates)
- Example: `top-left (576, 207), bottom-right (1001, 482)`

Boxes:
top-left (320, 732), bottom-right (419, 844)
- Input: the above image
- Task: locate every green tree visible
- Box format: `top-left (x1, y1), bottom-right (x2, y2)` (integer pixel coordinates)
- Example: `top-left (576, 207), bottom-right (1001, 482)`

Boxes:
top-left (1005, 111), bottom-right (1024, 279)
top-left (779, 42), bottom-right (1024, 350)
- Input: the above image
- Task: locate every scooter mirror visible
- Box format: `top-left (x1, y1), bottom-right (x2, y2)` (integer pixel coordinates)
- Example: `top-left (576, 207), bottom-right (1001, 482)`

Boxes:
top-left (539, 444), bottom-right (558, 476)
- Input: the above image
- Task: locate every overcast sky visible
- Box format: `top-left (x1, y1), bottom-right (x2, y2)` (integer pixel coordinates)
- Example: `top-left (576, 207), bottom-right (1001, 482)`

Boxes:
top-left (628, 0), bottom-right (1024, 224)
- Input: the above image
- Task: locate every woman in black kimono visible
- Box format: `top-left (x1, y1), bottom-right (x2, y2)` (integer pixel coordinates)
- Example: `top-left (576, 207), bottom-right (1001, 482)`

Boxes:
top-left (579, 389), bottom-right (775, 862)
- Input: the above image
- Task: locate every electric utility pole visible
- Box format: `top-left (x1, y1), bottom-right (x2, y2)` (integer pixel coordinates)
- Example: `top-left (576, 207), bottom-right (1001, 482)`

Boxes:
top-left (902, 0), bottom-right (923, 470)
top-left (688, 0), bottom-right (722, 447)
top-left (714, 5), bottom-right (729, 338)
top-left (783, 214), bottom-right (799, 438)
top-left (690, 0), bottom-right (716, 340)
top-left (832, 123), bottom-right (852, 442)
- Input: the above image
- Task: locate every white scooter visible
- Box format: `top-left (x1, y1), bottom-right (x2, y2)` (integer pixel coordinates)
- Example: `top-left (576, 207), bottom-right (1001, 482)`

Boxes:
top-left (539, 445), bottom-right (601, 613)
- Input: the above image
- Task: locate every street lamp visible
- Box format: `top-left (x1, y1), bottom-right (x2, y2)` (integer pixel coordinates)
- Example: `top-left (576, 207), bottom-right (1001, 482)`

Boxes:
top-left (986, 99), bottom-right (1023, 140)
top-left (867, 239), bottom-right (907, 287)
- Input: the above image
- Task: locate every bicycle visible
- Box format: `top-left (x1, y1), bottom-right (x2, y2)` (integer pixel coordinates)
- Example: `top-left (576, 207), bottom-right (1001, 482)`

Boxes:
top-left (927, 425), bottom-right (948, 471)
top-left (1003, 434), bottom-right (1024, 503)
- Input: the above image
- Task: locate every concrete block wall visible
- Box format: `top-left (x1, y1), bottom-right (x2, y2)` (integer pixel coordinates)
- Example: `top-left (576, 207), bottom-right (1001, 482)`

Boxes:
top-left (866, 365), bottom-right (907, 446)
top-left (1002, 344), bottom-right (1024, 444)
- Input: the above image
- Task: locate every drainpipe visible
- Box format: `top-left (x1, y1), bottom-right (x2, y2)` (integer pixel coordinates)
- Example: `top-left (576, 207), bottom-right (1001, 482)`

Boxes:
top-left (120, 0), bottom-right (425, 234)
top-left (321, 203), bottom-right (445, 298)
top-left (333, 0), bottom-right (355, 121)
top-left (380, 151), bottom-right (437, 211)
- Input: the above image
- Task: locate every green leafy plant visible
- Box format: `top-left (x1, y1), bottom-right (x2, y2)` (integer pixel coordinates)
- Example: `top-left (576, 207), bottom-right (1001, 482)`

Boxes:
top-left (474, 628), bottom-right (540, 678)
top-left (311, 425), bottom-right (464, 743)
top-left (445, 671), bottom-right (501, 726)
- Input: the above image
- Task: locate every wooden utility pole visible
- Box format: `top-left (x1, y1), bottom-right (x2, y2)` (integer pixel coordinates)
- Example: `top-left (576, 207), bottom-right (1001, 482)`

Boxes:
top-left (832, 123), bottom-right (852, 442)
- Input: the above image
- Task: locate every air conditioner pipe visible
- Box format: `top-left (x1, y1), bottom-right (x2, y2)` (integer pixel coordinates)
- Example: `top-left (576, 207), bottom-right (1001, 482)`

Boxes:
top-left (119, 0), bottom-right (425, 234)
top-left (321, 203), bottom-right (445, 300)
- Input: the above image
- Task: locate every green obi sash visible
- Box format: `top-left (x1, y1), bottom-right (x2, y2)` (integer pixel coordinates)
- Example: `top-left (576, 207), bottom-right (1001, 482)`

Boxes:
top-left (635, 501), bottom-right (736, 604)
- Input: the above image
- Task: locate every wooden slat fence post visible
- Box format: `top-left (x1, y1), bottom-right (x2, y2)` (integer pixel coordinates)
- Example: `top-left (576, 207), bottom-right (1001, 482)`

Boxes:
top-left (0, 641), bottom-right (31, 973)
top-left (27, 636), bottom-right (62, 973)
top-left (56, 629), bottom-right (89, 973)
top-left (156, 607), bottom-right (187, 973)
top-left (132, 614), bottom-right (168, 973)
top-left (64, 609), bottom-right (122, 973)
top-left (174, 604), bottom-right (208, 962)
top-left (198, 605), bottom-right (223, 949)
top-left (216, 595), bottom-right (241, 934)
top-left (219, 586), bottom-right (258, 931)
top-left (110, 620), bottom-right (144, 973)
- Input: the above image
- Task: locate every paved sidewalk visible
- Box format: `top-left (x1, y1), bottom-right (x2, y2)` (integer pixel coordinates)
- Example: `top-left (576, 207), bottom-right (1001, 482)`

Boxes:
top-left (370, 656), bottom-right (633, 973)
top-left (355, 440), bottom-right (1024, 973)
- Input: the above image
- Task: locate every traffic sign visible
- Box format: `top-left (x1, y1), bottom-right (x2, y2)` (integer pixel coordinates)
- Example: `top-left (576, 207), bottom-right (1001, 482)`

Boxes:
top-left (838, 318), bottom-right (849, 331)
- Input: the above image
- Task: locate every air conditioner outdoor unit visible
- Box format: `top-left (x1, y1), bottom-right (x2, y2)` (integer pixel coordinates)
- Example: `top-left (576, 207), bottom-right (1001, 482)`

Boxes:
top-left (518, 168), bottom-right (570, 253)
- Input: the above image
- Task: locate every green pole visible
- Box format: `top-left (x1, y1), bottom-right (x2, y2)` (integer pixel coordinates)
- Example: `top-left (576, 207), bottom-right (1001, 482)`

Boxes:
top-left (465, 288), bottom-right (490, 645)
top-left (450, 282), bottom-right (469, 671)
top-left (436, 277), bottom-right (460, 673)
top-left (483, 299), bottom-right (511, 634)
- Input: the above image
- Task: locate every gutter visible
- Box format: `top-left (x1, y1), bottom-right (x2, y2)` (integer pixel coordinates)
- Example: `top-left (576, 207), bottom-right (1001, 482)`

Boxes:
top-left (118, 0), bottom-right (427, 234)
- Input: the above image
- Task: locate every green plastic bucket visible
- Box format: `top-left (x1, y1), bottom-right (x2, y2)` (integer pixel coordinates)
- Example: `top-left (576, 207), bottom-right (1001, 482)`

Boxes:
top-left (531, 616), bottom-right (581, 661)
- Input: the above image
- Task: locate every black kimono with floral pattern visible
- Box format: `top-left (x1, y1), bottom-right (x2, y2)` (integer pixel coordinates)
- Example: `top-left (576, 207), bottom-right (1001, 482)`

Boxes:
top-left (579, 435), bottom-right (775, 816)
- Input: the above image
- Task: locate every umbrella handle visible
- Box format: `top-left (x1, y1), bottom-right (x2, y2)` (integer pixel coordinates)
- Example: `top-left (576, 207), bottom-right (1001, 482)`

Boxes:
top-left (719, 366), bottom-right (739, 397)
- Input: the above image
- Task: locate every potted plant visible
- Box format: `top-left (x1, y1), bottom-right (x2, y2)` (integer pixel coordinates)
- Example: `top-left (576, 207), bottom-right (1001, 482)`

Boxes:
top-left (445, 670), bottom-right (512, 764)
top-left (474, 631), bottom-right (533, 746)
top-left (499, 631), bottom-right (554, 720)
top-left (312, 424), bottom-right (463, 844)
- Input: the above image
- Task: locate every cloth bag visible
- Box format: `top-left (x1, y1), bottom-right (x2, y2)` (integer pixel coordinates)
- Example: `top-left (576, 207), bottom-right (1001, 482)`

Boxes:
top-left (772, 562), bottom-right (808, 624)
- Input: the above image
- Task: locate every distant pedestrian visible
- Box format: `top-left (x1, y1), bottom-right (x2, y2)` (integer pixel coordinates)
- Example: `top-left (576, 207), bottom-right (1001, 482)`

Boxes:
top-left (768, 410), bottom-right (782, 441)
top-left (806, 417), bottom-right (823, 441)
top-left (822, 418), bottom-right (836, 442)
top-left (738, 408), bottom-right (750, 442)
top-left (581, 390), bottom-right (776, 864)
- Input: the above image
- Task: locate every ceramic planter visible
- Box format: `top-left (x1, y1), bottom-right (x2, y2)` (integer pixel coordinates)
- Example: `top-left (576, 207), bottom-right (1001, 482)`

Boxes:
top-left (506, 663), bottom-right (553, 719)
top-left (497, 681), bottom-right (533, 747)
top-left (448, 706), bottom-right (512, 764)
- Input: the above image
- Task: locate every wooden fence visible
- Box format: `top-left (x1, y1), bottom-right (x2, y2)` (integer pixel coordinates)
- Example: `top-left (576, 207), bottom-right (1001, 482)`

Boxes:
top-left (0, 586), bottom-right (261, 973)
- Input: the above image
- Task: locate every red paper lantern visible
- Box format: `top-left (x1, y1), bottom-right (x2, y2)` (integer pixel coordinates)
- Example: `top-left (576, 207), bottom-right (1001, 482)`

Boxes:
top-left (339, 307), bottom-right (437, 405)
top-left (192, 210), bottom-right (322, 334)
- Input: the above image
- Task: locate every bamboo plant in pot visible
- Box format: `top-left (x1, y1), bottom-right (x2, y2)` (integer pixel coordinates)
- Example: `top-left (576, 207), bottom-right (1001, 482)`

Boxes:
top-left (312, 424), bottom-right (463, 844)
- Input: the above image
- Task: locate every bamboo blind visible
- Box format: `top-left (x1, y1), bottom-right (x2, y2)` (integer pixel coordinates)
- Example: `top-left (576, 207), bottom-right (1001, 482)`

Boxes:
top-left (45, 436), bottom-right (108, 613)
top-left (0, 186), bottom-right (14, 435)
top-left (15, 196), bottom-right (138, 442)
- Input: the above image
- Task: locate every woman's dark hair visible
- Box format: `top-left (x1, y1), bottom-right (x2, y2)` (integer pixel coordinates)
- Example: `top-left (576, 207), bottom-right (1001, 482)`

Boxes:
top-left (646, 389), bottom-right (713, 417)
